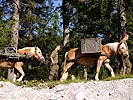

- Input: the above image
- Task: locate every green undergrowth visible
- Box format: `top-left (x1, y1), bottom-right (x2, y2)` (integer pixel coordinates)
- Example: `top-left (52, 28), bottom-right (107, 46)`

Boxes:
top-left (13, 79), bottom-right (88, 88)
top-left (0, 77), bottom-right (6, 81)
top-left (0, 74), bottom-right (133, 88)
top-left (103, 74), bottom-right (133, 81)
top-left (14, 74), bottom-right (133, 88)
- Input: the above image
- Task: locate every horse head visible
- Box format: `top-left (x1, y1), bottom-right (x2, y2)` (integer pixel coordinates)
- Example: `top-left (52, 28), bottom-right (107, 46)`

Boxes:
top-left (18, 47), bottom-right (45, 62)
top-left (33, 47), bottom-right (45, 62)
top-left (117, 42), bottom-right (129, 58)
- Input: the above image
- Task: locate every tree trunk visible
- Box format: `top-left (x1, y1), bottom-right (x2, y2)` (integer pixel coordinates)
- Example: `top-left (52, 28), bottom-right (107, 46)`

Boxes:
top-left (27, 7), bottom-right (33, 40)
top-left (118, 0), bottom-right (127, 75)
top-left (62, 0), bottom-right (70, 54)
top-left (27, 5), bottom-right (33, 69)
top-left (119, 0), bottom-right (126, 35)
top-left (7, 0), bottom-right (19, 82)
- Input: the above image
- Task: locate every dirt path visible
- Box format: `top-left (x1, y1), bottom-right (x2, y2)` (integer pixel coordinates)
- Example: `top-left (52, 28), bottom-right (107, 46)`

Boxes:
top-left (0, 78), bottom-right (133, 100)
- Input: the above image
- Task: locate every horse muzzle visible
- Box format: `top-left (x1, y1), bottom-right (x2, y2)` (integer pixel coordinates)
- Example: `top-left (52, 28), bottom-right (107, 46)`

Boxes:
top-left (40, 56), bottom-right (45, 62)
top-left (122, 52), bottom-right (129, 58)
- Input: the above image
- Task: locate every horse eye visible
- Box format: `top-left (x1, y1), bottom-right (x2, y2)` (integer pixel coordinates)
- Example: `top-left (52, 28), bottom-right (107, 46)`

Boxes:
top-left (121, 47), bottom-right (124, 49)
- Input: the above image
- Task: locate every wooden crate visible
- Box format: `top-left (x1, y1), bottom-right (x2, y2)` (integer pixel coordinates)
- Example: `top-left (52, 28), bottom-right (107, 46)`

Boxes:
top-left (0, 47), bottom-right (26, 59)
top-left (81, 38), bottom-right (101, 54)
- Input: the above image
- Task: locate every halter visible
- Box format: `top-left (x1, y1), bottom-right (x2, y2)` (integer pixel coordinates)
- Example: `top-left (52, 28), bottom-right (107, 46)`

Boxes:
top-left (34, 47), bottom-right (40, 59)
top-left (34, 47), bottom-right (38, 55)
top-left (34, 47), bottom-right (45, 61)
top-left (117, 42), bottom-right (122, 53)
top-left (117, 42), bottom-right (128, 55)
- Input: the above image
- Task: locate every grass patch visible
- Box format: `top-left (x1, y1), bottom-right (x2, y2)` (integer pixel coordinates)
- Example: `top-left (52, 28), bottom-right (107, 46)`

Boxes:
top-left (13, 78), bottom-right (88, 88)
top-left (0, 74), bottom-right (133, 88)
top-left (103, 74), bottom-right (133, 81)
top-left (0, 77), bottom-right (10, 82)
top-left (0, 76), bottom-right (88, 88)
top-left (15, 74), bottom-right (133, 88)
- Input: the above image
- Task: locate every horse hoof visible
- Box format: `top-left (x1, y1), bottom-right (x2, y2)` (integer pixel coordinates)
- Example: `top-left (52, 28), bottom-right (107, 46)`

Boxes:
top-left (60, 78), bottom-right (65, 82)
top-left (71, 75), bottom-right (75, 80)
top-left (16, 79), bottom-right (22, 82)
top-left (95, 79), bottom-right (99, 81)
top-left (95, 77), bottom-right (99, 81)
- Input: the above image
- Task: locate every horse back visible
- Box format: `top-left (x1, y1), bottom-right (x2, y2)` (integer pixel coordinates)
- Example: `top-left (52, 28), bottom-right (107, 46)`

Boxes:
top-left (17, 49), bottom-right (31, 55)
top-left (66, 48), bottom-right (99, 66)
top-left (101, 45), bottom-right (114, 57)
top-left (66, 48), bottom-right (80, 60)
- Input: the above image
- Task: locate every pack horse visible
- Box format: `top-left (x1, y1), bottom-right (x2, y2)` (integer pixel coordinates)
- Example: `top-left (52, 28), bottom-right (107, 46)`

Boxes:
top-left (0, 47), bottom-right (45, 81)
top-left (60, 38), bottom-right (129, 81)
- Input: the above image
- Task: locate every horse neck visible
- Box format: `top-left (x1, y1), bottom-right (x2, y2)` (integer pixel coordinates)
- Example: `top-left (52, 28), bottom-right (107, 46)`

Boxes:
top-left (18, 47), bottom-right (35, 57)
top-left (106, 42), bottom-right (119, 53)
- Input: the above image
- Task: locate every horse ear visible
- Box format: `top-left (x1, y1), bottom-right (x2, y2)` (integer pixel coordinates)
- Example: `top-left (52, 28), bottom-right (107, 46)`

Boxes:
top-left (35, 46), bottom-right (37, 50)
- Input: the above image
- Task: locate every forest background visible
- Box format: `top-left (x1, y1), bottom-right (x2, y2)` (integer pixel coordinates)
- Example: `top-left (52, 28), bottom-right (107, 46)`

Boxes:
top-left (0, 0), bottom-right (133, 81)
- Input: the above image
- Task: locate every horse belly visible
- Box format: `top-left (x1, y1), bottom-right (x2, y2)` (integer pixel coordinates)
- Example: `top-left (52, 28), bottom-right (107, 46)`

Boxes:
top-left (77, 57), bottom-right (97, 66)
top-left (0, 61), bottom-right (12, 68)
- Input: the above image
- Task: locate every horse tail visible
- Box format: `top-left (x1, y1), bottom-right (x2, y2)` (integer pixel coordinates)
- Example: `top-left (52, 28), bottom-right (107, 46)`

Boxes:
top-left (63, 51), bottom-right (68, 67)
top-left (64, 51), bottom-right (77, 65)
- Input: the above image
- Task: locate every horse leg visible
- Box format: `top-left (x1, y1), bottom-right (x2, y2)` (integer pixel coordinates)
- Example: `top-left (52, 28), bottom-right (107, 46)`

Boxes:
top-left (60, 62), bottom-right (74, 81)
top-left (70, 63), bottom-right (78, 80)
top-left (14, 62), bottom-right (25, 82)
top-left (104, 59), bottom-right (115, 78)
top-left (95, 56), bottom-right (104, 81)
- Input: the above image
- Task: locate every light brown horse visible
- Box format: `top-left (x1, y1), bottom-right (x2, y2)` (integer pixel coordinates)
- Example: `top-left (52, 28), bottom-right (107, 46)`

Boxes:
top-left (60, 42), bottom-right (129, 81)
top-left (0, 47), bottom-right (45, 81)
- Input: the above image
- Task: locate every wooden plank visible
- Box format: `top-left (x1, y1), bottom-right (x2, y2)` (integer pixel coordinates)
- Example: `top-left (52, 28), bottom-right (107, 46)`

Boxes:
top-left (0, 53), bottom-right (26, 59)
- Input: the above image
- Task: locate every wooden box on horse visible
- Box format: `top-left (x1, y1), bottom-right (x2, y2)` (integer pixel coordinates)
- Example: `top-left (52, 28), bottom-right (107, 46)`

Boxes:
top-left (0, 47), bottom-right (26, 59)
top-left (81, 38), bottom-right (101, 54)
